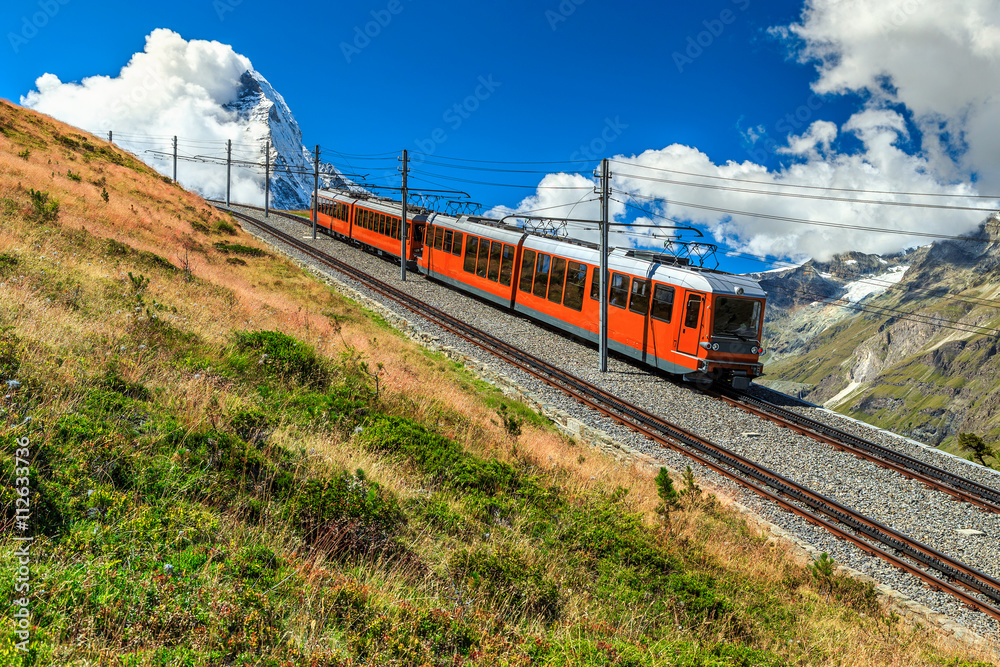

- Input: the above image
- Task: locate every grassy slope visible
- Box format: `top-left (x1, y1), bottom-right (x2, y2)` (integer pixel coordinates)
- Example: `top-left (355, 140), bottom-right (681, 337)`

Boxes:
top-left (0, 99), bottom-right (995, 666)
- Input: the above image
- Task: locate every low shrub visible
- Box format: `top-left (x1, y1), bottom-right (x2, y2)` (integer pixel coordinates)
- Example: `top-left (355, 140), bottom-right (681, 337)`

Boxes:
top-left (28, 188), bottom-right (59, 223)
top-left (213, 241), bottom-right (266, 257)
top-left (285, 469), bottom-right (406, 555)
top-left (448, 544), bottom-right (562, 621)
top-left (232, 329), bottom-right (333, 389)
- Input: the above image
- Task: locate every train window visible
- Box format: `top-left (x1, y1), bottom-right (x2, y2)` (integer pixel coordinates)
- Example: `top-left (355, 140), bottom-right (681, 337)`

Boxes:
top-left (563, 261), bottom-right (587, 311)
top-left (362, 210), bottom-right (369, 229)
top-left (684, 294), bottom-right (703, 329)
top-left (434, 226), bottom-right (445, 250)
top-left (476, 238), bottom-right (490, 278)
top-left (381, 214), bottom-right (389, 236)
top-left (713, 297), bottom-right (761, 340)
top-left (651, 285), bottom-right (675, 322)
top-left (590, 268), bottom-right (603, 301)
top-left (548, 256), bottom-right (567, 304)
top-left (532, 253), bottom-right (551, 299)
top-left (629, 279), bottom-right (650, 315)
top-left (609, 273), bottom-right (629, 309)
top-left (464, 236), bottom-right (479, 273)
top-left (391, 217), bottom-right (399, 239)
top-left (451, 232), bottom-right (463, 256)
top-left (487, 241), bottom-right (502, 282)
top-left (519, 250), bottom-right (536, 292)
top-left (499, 245), bottom-right (515, 286)
top-left (443, 230), bottom-right (453, 253)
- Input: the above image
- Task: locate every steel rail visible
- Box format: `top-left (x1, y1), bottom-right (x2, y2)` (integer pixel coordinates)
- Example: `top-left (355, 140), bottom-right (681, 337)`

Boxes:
top-left (711, 387), bottom-right (1000, 513)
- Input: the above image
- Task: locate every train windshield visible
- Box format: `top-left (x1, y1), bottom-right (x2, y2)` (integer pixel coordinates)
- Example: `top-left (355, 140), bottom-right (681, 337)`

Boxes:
top-left (712, 297), bottom-right (761, 341)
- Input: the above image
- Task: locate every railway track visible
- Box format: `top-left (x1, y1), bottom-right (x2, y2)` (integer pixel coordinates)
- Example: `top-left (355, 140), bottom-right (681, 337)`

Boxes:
top-left (220, 202), bottom-right (1000, 623)
top-left (711, 387), bottom-right (1000, 514)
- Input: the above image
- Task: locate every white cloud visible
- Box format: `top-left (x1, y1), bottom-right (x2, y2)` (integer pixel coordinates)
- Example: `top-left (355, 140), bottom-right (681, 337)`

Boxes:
top-left (21, 29), bottom-right (266, 204)
top-left (502, 0), bottom-right (1000, 263)
top-left (786, 0), bottom-right (1000, 190)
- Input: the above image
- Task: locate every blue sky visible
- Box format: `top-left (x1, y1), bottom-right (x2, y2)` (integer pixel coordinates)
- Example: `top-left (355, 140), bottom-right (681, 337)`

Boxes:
top-left (5, 0), bottom-right (999, 272)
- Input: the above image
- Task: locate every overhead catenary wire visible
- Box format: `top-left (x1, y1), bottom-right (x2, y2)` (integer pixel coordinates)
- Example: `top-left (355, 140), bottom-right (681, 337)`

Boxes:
top-left (622, 190), bottom-right (999, 243)
top-left (608, 158), bottom-right (1000, 200)
top-left (612, 170), bottom-right (1000, 213)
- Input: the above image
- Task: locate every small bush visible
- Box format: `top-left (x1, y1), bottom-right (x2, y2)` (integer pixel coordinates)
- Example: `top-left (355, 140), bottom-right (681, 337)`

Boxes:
top-left (226, 256), bottom-right (247, 266)
top-left (0, 253), bottom-right (19, 276)
top-left (17, 148), bottom-right (30, 160)
top-left (67, 170), bottom-right (82, 182)
top-left (137, 250), bottom-right (176, 272)
top-left (98, 369), bottom-right (151, 401)
top-left (448, 544), bottom-right (561, 621)
top-left (105, 239), bottom-right (130, 256)
top-left (215, 221), bottom-right (238, 235)
top-left (232, 330), bottom-right (332, 388)
top-left (213, 241), bottom-right (267, 257)
top-left (286, 470), bottom-right (405, 555)
top-left (28, 188), bottom-right (59, 223)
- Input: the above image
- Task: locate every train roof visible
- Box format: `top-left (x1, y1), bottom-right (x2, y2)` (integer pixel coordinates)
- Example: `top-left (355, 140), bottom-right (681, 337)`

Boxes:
top-left (427, 211), bottom-right (527, 245)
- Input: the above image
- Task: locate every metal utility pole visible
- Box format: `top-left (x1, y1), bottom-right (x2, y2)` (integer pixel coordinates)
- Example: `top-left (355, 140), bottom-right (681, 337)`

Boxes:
top-left (599, 158), bottom-right (610, 372)
top-left (312, 145), bottom-right (320, 240)
top-left (108, 131), bottom-right (112, 144)
top-left (400, 149), bottom-right (408, 281)
top-left (264, 140), bottom-right (270, 218)
top-left (226, 139), bottom-right (232, 206)
top-left (172, 136), bottom-right (178, 183)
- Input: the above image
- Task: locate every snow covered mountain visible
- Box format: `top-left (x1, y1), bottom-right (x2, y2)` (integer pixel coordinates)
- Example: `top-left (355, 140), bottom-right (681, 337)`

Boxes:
top-left (222, 70), bottom-right (343, 210)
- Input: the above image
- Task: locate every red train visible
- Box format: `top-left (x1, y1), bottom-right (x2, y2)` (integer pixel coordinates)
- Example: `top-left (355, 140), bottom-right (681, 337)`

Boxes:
top-left (313, 190), bottom-right (766, 389)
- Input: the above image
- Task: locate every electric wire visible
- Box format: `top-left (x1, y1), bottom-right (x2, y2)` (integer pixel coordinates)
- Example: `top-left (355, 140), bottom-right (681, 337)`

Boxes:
top-left (608, 158), bottom-right (1000, 200)
top-left (612, 170), bottom-right (999, 212)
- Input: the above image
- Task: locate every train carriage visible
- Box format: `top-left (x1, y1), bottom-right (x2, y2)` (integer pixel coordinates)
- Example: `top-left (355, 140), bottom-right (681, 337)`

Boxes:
top-left (314, 191), bottom-right (426, 261)
top-left (419, 214), bottom-right (526, 308)
top-left (315, 193), bottom-right (354, 238)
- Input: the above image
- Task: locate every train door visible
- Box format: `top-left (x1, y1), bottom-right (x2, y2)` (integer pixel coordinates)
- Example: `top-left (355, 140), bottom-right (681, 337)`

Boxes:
top-left (677, 292), bottom-right (704, 356)
top-left (646, 283), bottom-right (675, 361)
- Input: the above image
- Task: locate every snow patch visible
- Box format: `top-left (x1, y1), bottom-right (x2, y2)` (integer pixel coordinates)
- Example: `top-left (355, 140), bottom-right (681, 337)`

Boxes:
top-left (841, 265), bottom-right (909, 304)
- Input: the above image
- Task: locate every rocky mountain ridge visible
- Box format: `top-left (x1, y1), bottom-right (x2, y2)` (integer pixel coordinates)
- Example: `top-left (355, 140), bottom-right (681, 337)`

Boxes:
top-left (757, 217), bottom-right (1000, 451)
top-left (221, 70), bottom-right (343, 209)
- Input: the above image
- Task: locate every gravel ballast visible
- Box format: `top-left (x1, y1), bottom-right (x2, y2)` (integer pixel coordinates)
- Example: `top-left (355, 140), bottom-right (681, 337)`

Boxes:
top-left (227, 205), bottom-right (1000, 648)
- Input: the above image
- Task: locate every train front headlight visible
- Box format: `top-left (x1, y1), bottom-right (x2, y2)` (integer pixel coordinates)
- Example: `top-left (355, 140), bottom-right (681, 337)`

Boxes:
top-left (711, 343), bottom-right (719, 351)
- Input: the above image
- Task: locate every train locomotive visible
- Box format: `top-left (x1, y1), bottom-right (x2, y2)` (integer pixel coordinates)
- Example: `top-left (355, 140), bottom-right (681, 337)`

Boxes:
top-left (313, 190), bottom-right (766, 389)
